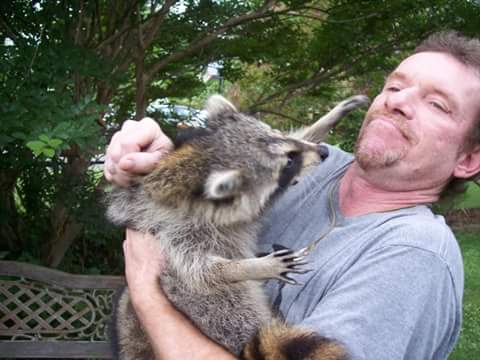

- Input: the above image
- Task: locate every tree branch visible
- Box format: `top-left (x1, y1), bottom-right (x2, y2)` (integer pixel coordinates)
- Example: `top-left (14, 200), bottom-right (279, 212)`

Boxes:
top-left (250, 108), bottom-right (310, 126)
top-left (145, 0), bottom-right (280, 82)
top-left (94, 0), bottom-right (139, 53)
top-left (286, 10), bottom-right (380, 23)
top-left (142, 0), bottom-right (179, 49)
top-left (0, 14), bottom-right (20, 42)
top-left (249, 33), bottom-right (416, 109)
top-left (74, 0), bottom-right (85, 45)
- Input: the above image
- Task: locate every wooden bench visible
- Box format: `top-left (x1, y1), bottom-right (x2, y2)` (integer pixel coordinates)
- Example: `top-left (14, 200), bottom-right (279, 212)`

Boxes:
top-left (0, 260), bottom-right (125, 358)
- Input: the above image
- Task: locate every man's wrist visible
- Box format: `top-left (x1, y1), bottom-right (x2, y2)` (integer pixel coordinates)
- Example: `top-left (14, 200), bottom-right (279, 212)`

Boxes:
top-left (129, 283), bottom-right (172, 317)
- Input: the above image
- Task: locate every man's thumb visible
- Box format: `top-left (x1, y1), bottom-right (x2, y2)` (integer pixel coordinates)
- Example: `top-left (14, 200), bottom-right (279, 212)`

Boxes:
top-left (119, 151), bottom-right (163, 175)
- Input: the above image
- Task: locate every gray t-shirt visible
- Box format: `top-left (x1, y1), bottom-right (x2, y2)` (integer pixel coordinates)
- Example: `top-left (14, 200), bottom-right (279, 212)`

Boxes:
top-left (258, 144), bottom-right (463, 360)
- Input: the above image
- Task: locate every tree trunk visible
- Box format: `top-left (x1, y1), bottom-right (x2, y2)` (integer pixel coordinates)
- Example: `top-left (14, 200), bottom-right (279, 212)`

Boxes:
top-left (46, 155), bottom-right (89, 268)
top-left (135, 52), bottom-right (147, 120)
top-left (0, 170), bottom-right (22, 252)
top-left (46, 204), bottom-right (83, 268)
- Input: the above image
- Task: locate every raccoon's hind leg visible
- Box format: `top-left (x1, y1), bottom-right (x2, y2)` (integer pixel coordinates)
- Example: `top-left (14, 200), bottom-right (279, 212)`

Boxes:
top-left (242, 321), bottom-right (347, 360)
top-left (114, 289), bottom-right (155, 360)
top-left (290, 95), bottom-right (369, 143)
top-left (209, 246), bottom-right (311, 285)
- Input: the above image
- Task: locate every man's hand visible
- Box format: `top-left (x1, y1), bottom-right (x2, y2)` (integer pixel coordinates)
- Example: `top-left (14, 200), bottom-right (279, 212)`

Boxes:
top-left (105, 117), bottom-right (174, 187)
top-left (122, 229), bottom-right (237, 359)
top-left (123, 229), bottom-right (168, 307)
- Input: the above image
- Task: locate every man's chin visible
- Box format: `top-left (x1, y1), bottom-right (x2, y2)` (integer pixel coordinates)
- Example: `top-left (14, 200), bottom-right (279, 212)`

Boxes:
top-left (354, 148), bottom-right (402, 171)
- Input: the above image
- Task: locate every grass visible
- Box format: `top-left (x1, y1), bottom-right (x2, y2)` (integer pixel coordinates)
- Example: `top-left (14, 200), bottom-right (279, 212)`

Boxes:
top-left (455, 182), bottom-right (480, 209)
top-left (449, 231), bottom-right (480, 359)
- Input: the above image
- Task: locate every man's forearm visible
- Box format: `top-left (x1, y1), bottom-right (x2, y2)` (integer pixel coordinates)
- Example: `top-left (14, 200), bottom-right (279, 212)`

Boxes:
top-left (132, 292), bottom-right (238, 360)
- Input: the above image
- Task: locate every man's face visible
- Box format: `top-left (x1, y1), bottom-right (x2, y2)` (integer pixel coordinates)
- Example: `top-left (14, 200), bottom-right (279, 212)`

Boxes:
top-left (355, 51), bottom-right (480, 188)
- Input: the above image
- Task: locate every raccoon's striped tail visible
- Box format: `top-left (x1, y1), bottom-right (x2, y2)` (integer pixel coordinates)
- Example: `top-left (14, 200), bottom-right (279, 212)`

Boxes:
top-left (241, 321), bottom-right (347, 360)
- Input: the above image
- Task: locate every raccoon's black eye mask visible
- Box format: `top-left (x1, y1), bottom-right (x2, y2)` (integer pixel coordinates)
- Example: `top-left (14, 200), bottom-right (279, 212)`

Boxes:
top-left (278, 151), bottom-right (303, 188)
top-left (174, 127), bottom-right (216, 149)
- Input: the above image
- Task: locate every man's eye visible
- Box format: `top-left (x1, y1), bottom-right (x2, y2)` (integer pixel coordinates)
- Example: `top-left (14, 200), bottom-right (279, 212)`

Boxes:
top-left (386, 86), bottom-right (400, 92)
top-left (429, 101), bottom-right (450, 114)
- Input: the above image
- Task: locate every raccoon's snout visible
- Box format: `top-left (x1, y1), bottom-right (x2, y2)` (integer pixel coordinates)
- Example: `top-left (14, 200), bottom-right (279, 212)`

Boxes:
top-left (317, 145), bottom-right (329, 161)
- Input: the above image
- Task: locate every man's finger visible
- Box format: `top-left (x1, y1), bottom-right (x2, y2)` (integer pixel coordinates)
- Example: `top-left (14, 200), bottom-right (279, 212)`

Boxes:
top-left (106, 132), bottom-right (123, 162)
top-left (119, 151), bottom-right (164, 174)
top-left (121, 119), bottom-right (139, 131)
top-left (131, 117), bottom-right (164, 150)
top-left (105, 158), bottom-right (117, 176)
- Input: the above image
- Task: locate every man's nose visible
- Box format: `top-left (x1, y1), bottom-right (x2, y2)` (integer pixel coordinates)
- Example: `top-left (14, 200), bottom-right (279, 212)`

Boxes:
top-left (384, 88), bottom-right (415, 120)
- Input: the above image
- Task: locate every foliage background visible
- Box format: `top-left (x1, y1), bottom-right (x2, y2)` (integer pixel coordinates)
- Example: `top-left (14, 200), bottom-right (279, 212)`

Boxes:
top-left (2, 0), bottom-right (479, 272)
top-left (1, 1), bottom-right (480, 357)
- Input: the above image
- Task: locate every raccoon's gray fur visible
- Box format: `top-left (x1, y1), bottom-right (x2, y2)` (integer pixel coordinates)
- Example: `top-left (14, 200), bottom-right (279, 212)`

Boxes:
top-left (107, 95), bottom-right (368, 360)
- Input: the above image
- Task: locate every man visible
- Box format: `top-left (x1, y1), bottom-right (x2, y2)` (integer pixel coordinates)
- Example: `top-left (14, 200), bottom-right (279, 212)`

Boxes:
top-left (105, 31), bottom-right (480, 359)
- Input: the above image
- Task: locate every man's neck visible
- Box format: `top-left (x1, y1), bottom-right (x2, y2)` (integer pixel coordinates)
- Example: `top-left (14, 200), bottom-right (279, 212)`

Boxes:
top-left (338, 163), bottom-right (440, 217)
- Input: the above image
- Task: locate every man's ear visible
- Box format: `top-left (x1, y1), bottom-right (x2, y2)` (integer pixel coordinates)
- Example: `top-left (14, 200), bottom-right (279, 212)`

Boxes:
top-left (204, 170), bottom-right (243, 199)
top-left (454, 144), bottom-right (480, 179)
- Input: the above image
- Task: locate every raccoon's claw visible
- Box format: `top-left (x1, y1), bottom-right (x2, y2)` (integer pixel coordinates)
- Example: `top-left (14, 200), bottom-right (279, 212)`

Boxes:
top-left (272, 249), bottom-right (294, 257)
top-left (278, 273), bottom-right (299, 285)
top-left (265, 246), bottom-right (312, 284)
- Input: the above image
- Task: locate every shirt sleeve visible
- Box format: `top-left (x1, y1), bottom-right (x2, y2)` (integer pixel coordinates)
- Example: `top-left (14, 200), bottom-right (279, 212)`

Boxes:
top-left (297, 245), bottom-right (462, 360)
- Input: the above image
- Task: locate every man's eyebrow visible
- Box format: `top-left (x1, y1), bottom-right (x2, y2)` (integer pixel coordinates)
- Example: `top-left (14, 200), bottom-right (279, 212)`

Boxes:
top-left (429, 86), bottom-right (458, 107)
top-left (385, 71), bottom-right (409, 83)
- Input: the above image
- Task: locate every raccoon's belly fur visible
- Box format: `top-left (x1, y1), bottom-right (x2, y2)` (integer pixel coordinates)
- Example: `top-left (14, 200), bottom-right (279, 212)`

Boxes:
top-left (164, 274), bottom-right (272, 354)
top-left (115, 275), bottom-right (273, 359)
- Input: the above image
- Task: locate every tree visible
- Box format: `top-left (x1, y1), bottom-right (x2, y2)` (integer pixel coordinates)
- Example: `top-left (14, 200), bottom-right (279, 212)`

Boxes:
top-left (1, 0), bottom-right (479, 270)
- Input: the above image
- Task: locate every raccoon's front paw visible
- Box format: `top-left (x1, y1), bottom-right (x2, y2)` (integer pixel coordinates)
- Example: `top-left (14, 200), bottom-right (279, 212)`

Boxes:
top-left (262, 246), bottom-right (312, 285)
top-left (337, 94), bottom-right (369, 115)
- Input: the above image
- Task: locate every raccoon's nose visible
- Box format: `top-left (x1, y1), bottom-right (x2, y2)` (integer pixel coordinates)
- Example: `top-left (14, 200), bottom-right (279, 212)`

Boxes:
top-left (317, 145), bottom-right (329, 161)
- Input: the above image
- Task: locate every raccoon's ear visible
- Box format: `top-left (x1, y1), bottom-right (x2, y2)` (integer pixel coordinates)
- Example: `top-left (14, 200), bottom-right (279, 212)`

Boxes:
top-left (205, 95), bottom-right (237, 118)
top-left (205, 170), bottom-right (243, 200)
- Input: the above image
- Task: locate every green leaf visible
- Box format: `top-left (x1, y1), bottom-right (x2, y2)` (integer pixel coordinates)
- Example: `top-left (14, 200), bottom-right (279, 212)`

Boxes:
top-left (39, 134), bottom-right (50, 142)
top-left (47, 138), bottom-right (63, 148)
top-left (42, 148), bottom-right (55, 157)
top-left (26, 140), bottom-right (46, 153)
top-left (12, 132), bottom-right (27, 140)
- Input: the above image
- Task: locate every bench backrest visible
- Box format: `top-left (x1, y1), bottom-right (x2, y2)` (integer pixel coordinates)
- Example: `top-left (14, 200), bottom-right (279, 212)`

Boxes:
top-left (0, 260), bottom-right (125, 358)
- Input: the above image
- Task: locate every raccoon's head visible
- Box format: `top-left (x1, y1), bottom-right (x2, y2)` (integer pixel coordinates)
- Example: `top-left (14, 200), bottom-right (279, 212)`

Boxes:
top-left (142, 95), bottom-right (327, 225)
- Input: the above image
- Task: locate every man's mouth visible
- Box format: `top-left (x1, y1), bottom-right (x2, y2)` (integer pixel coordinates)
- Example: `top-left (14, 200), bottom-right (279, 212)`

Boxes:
top-left (365, 112), bottom-right (418, 145)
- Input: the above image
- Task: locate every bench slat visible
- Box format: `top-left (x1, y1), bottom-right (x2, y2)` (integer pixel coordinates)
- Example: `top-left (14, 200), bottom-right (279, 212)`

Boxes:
top-left (0, 261), bottom-right (125, 289)
top-left (0, 261), bottom-right (124, 358)
top-left (0, 340), bottom-right (113, 358)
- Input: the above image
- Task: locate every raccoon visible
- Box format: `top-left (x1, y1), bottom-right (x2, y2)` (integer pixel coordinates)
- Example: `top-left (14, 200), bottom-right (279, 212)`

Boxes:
top-left (107, 94), bottom-right (368, 359)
